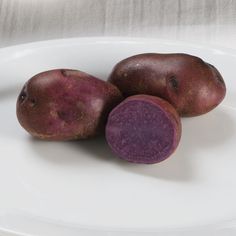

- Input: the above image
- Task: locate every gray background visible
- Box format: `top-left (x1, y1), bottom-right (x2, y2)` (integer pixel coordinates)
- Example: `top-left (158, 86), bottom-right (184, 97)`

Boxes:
top-left (0, 0), bottom-right (236, 48)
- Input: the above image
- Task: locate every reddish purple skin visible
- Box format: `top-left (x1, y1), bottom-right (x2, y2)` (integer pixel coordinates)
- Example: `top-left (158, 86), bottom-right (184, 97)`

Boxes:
top-left (108, 53), bottom-right (226, 117)
top-left (17, 69), bottom-right (123, 140)
top-left (105, 95), bottom-right (181, 164)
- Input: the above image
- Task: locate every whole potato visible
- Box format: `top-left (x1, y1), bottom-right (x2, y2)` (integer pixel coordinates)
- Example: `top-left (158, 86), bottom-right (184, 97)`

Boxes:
top-left (17, 69), bottom-right (123, 140)
top-left (108, 53), bottom-right (226, 116)
top-left (106, 95), bottom-right (181, 164)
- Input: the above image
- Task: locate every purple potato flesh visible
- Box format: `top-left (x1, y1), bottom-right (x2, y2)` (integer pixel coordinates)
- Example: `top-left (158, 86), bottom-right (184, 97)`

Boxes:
top-left (17, 69), bottom-right (123, 140)
top-left (106, 95), bottom-right (181, 164)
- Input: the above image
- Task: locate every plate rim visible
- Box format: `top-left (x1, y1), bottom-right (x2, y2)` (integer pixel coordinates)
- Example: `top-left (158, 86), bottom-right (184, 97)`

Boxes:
top-left (1, 36), bottom-right (236, 55)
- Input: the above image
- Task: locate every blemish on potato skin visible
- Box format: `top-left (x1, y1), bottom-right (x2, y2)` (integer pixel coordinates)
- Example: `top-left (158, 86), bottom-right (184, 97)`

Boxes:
top-left (60, 69), bottom-right (67, 77)
top-left (18, 90), bottom-right (27, 103)
top-left (57, 110), bottom-right (72, 124)
top-left (168, 76), bottom-right (178, 90)
top-left (29, 98), bottom-right (36, 107)
top-left (61, 69), bottom-right (85, 78)
top-left (207, 63), bottom-right (225, 84)
top-left (61, 69), bottom-right (77, 77)
top-left (216, 75), bottom-right (224, 83)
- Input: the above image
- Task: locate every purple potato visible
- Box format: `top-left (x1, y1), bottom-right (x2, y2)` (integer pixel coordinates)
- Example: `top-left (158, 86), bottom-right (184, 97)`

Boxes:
top-left (17, 69), bottom-right (123, 140)
top-left (108, 53), bottom-right (226, 116)
top-left (106, 95), bottom-right (181, 164)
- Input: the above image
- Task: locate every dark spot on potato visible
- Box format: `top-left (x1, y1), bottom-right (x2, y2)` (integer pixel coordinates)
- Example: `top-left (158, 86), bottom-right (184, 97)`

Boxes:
top-left (216, 75), bottom-right (224, 83)
top-left (207, 63), bottom-right (224, 84)
top-left (61, 69), bottom-right (78, 78)
top-left (168, 76), bottom-right (178, 90)
top-left (57, 111), bottom-right (67, 121)
top-left (56, 110), bottom-right (78, 124)
top-left (61, 69), bottom-right (67, 77)
top-left (18, 90), bottom-right (27, 103)
top-left (29, 98), bottom-right (36, 107)
top-left (207, 63), bottom-right (215, 69)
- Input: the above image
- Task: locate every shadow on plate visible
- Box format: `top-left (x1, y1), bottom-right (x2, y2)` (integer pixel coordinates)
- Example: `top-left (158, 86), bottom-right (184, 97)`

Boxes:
top-left (28, 107), bottom-right (235, 182)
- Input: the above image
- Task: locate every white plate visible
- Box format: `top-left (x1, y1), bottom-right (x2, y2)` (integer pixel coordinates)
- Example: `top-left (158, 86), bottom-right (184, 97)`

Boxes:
top-left (0, 37), bottom-right (236, 236)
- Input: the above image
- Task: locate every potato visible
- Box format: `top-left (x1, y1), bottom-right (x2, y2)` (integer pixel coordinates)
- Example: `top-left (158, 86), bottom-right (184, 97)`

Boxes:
top-left (105, 95), bottom-right (181, 164)
top-left (108, 53), bottom-right (226, 116)
top-left (17, 69), bottom-right (123, 140)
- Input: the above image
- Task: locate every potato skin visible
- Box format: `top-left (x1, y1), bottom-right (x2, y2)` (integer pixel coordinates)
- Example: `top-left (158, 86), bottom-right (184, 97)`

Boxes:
top-left (17, 69), bottom-right (123, 140)
top-left (108, 53), bottom-right (226, 116)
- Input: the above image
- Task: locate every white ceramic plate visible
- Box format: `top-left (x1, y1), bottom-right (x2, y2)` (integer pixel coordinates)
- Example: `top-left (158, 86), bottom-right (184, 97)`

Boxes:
top-left (0, 37), bottom-right (236, 236)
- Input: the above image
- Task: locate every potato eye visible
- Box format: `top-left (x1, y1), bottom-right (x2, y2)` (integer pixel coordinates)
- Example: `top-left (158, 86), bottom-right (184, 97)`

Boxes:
top-left (30, 98), bottom-right (36, 107)
top-left (168, 76), bottom-right (178, 89)
top-left (19, 90), bottom-right (27, 103)
top-left (61, 69), bottom-right (67, 77)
